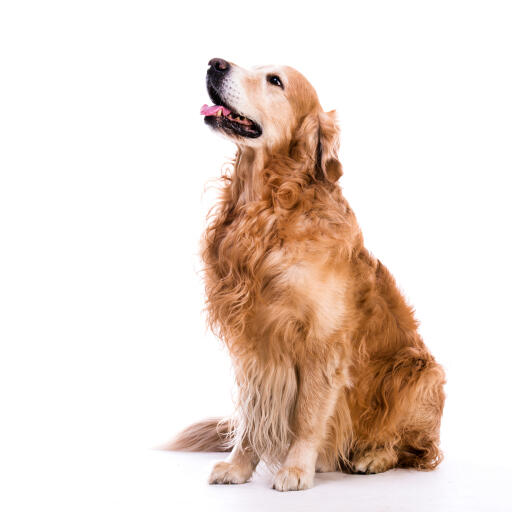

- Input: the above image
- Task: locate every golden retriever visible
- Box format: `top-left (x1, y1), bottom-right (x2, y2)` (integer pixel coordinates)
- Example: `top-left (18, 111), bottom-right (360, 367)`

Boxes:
top-left (169, 58), bottom-right (445, 491)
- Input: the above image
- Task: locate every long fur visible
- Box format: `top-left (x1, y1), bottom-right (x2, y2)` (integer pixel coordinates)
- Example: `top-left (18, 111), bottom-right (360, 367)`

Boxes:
top-left (169, 62), bottom-right (445, 484)
top-left (166, 417), bottom-right (231, 452)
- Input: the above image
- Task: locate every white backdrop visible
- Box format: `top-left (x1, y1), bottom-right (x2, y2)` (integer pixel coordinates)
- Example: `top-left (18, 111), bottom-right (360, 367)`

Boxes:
top-left (1, 1), bottom-right (511, 510)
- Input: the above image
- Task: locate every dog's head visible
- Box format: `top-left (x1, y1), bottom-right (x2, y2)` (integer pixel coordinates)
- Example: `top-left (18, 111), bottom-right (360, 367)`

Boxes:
top-left (201, 58), bottom-right (342, 182)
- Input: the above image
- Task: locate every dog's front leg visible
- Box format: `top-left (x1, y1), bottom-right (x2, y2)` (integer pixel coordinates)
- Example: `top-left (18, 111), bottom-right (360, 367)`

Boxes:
top-left (209, 438), bottom-right (259, 485)
top-left (273, 359), bottom-right (341, 491)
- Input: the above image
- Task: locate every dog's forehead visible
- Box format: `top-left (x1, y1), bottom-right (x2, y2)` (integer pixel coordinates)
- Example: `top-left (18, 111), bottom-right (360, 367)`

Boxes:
top-left (249, 65), bottom-right (312, 88)
top-left (251, 64), bottom-right (287, 76)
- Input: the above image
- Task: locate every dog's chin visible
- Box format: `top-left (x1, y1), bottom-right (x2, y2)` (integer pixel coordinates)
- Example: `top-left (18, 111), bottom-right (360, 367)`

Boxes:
top-left (204, 114), bottom-right (262, 139)
top-left (203, 82), bottom-right (262, 139)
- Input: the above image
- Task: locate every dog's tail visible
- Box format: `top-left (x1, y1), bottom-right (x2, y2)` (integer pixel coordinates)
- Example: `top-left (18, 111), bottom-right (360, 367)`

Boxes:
top-left (163, 417), bottom-right (233, 452)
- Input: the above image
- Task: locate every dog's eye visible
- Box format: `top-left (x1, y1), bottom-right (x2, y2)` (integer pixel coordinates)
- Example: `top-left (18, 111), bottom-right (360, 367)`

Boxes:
top-left (267, 75), bottom-right (283, 88)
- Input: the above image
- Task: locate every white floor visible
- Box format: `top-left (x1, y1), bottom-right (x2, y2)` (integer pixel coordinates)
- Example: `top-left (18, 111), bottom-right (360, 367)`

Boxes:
top-left (132, 450), bottom-right (511, 512)
top-left (3, 442), bottom-right (511, 511)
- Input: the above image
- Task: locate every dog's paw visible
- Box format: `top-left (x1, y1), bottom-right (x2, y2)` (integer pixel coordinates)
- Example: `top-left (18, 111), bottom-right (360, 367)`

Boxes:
top-left (352, 450), bottom-right (395, 474)
top-left (273, 466), bottom-right (314, 491)
top-left (315, 454), bottom-right (337, 473)
top-left (208, 461), bottom-right (252, 485)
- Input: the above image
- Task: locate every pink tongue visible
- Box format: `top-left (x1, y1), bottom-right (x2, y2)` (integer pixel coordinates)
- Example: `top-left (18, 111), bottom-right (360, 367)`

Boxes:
top-left (200, 104), bottom-right (231, 116)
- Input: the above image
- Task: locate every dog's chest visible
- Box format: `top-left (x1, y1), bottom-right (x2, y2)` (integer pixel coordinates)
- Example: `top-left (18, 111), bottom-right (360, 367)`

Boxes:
top-left (209, 209), bottom-right (347, 342)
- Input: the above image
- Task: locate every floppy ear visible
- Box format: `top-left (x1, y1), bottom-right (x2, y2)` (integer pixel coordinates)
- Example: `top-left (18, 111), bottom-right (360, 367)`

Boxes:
top-left (314, 110), bottom-right (343, 183)
top-left (293, 110), bottom-right (343, 183)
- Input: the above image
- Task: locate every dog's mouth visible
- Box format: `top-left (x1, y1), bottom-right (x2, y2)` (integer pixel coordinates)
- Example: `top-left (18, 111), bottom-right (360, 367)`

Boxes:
top-left (200, 87), bottom-right (262, 139)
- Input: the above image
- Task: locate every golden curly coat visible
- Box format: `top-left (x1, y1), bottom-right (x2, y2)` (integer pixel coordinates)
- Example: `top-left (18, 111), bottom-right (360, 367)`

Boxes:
top-left (169, 59), bottom-right (445, 491)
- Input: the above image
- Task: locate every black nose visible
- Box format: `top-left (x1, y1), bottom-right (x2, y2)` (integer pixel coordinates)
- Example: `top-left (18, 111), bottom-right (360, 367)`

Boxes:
top-left (208, 58), bottom-right (230, 73)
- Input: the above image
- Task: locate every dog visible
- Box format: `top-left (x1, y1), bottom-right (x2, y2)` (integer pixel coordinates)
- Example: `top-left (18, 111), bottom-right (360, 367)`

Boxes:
top-left (169, 58), bottom-right (445, 492)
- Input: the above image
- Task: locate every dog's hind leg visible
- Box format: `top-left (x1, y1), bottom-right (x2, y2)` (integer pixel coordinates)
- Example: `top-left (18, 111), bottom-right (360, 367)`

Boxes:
top-left (351, 346), bottom-right (445, 474)
top-left (352, 447), bottom-right (397, 474)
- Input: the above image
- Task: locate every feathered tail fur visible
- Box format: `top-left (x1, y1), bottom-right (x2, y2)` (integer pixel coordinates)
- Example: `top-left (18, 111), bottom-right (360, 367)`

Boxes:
top-left (166, 417), bottom-right (232, 452)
